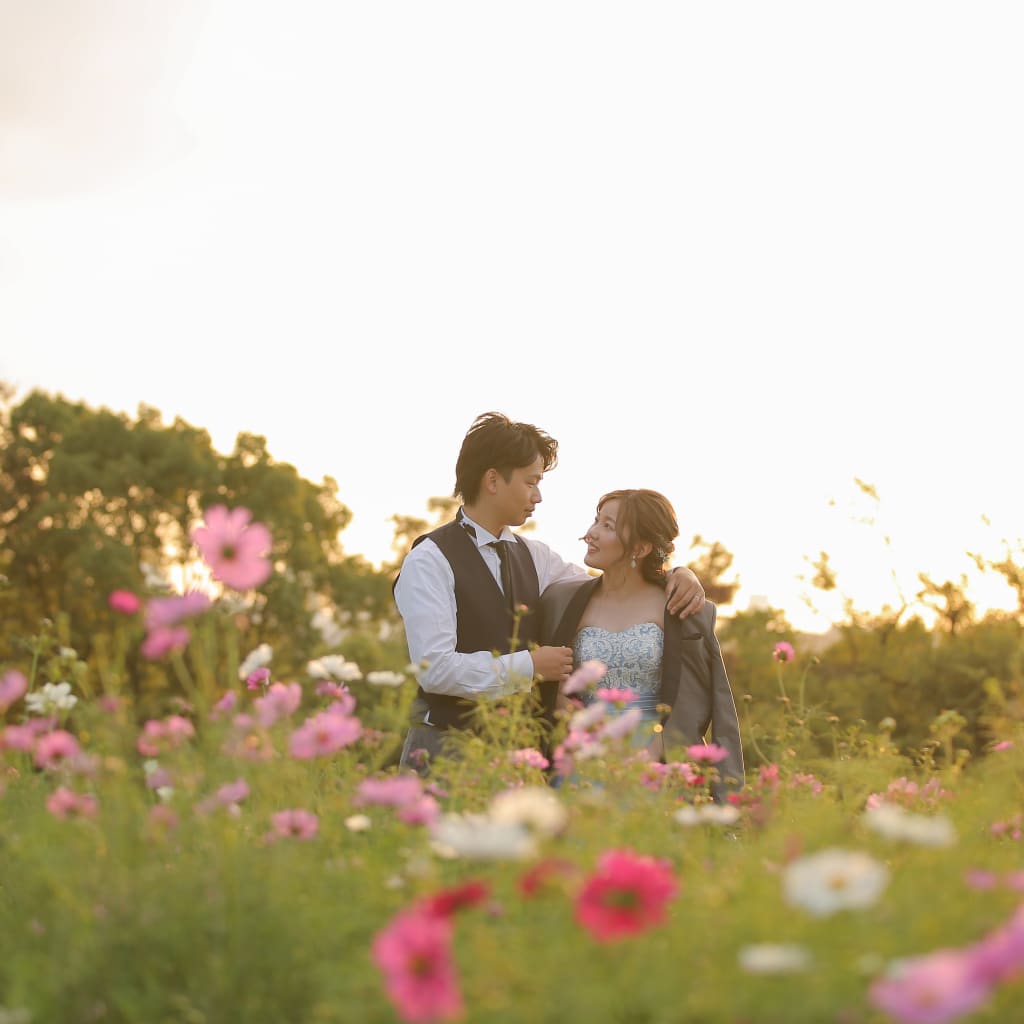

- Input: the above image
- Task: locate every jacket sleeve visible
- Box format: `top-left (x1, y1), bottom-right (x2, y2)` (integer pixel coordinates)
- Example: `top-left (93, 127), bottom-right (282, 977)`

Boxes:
top-left (703, 604), bottom-right (745, 798)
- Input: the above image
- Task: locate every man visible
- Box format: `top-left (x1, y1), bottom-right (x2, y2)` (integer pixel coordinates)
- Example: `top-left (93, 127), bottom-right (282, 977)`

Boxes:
top-left (394, 411), bottom-right (705, 771)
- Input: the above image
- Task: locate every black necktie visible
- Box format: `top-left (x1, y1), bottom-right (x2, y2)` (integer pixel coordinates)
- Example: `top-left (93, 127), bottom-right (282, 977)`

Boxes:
top-left (488, 540), bottom-right (515, 614)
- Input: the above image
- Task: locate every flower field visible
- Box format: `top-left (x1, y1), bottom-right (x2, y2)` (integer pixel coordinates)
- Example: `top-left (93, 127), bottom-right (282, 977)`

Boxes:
top-left (1, 508), bottom-right (1022, 1024)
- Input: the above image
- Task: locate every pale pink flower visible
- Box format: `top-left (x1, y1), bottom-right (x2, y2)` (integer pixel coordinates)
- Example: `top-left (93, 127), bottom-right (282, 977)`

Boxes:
top-left (509, 748), bottom-right (550, 770)
top-left (136, 716), bottom-right (195, 756)
top-left (562, 659), bottom-right (608, 696)
top-left (992, 740), bottom-right (1014, 752)
top-left (686, 743), bottom-right (730, 764)
top-left (191, 505), bottom-right (273, 590)
top-left (34, 729), bottom-right (81, 770)
top-left (397, 795), bottom-right (442, 827)
top-left (46, 786), bottom-right (99, 819)
top-left (107, 590), bottom-right (141, 615)
top-left (0, 669), bottom-right (28, 711)
top-left (288, 709), bottom-right (361, 758)
top-left (147, 805), bottom-right (180, 832)
top-left (268, 808), bottom-right (319, 841)
top-left (357, 776), bottom-right (425, 807)
top-left (869, 948), bottom-right (992, 1024)
top-left (598, 708), bottom-right (643, 741)
top-left (963, 869), bottom-right (998, 890)
top-left (1, 724), bottom-right (37, 752)
top-left (254, 682), bottom-right (302, 728)
top-left (210, 690), bottom-right (238, 719)
top-left (217, 778), bottom-right (250, 805)
top-left (772, 641), bottom-right (795, 663)
top-left (967, 903), bottom-right (1024, 986)
top-left (575, 848), bottom-right (678, 943)
top-left (372, 908), bottom-right (463, 1023)
top-left (145, 592), bottom-right (211, 630)
top-left (140, 625), bottom-right (190, 661)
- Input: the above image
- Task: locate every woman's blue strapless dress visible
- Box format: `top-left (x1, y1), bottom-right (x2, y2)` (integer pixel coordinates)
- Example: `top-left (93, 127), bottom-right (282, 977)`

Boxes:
top-left (574, 622), bottom-right (664, 729)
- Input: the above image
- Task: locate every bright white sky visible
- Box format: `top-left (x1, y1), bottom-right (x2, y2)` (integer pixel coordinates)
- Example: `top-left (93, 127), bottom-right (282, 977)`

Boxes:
top-left (2, 1), bottom-right (1022, 633)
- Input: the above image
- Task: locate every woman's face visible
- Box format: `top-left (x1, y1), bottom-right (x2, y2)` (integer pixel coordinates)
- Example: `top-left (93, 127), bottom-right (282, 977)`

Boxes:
top-left (582, 498), bottom-right (627, 571)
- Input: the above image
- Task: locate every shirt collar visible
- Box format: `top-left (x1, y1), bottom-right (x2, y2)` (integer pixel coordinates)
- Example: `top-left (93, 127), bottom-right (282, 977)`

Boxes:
top-left (457, 508), bottom-right (516, 547)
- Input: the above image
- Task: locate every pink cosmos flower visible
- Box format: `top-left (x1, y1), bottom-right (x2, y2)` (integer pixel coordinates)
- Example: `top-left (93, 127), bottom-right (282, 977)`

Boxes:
top-left (562, 659), bottom-right (608, 696)
top-left (357, 776), bottom-right (426, 808)
top-left (397, 795), bottom-right (441, 827)
top-left (686, 743), bottom-right (730, 765)
top-left (967, 903), bottom-right (1024, 987)
top-left (34, 729), bottom-right (82, 770)
top-left (288, 709), bottom-right (361, 759)
top-left (509, 748), bottom-right (550, 770)
top-left (869, 948), bottom-right (992, 1024)
top-left (217, 778), bottom-right (250, 805)
top-left (963, 869), bottom-right (998, 891)
top-left (268, 808), bottom-right (319, 841)
top-left (772, 641), bottom-right (795, 663)
top-left (108, 590), bottom-right (141, 615)
top-left (254, 682), bottom-right (302, 728)
top-left (148, 805), bottom-right (180, 833)
top-left (992, 740), bottom-right (1015, 752)
top-left (210, 690), bottom-right (238, 720)
top-left (144, 592), bottom-right (211, 630)
top-left (136, 715), bottom-right (195, 756)
top-left (140, 625), bottom-right (191, 661)
top-left (46, 786), bottom-right (99, 819)
top-left (372, 908), bottom-right (463, 1023)
top-left (595, 688), bottom-right (636, 705)
top-left (574, 848), bottom-right (678, 943)
top-left (191, 505), bottom-right (273, 591)
top-left (1, 724), bottom-right (37, 752)
top-left (246, 668), bottom-right (271, 691)
top-left (0, 669), bottom-right (28, 711)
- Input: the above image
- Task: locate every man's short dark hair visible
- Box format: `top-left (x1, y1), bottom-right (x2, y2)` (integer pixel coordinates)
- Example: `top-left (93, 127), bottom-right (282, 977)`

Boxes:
top-left (454, 412), bottom-right (558, 502)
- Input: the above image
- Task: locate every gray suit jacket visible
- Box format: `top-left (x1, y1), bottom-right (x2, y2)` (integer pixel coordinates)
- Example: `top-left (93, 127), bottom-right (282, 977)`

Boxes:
top-left (539, 576), bottom-right (745, 798)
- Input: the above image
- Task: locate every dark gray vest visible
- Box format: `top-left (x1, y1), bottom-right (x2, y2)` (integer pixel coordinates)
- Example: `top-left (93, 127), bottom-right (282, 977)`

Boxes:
top-left (403, 519), bottom-right (542, 730)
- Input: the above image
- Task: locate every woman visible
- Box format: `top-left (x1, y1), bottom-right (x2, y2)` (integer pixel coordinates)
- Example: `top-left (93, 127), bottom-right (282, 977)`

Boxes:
top-left (539, 489), bottom-right (744, 799)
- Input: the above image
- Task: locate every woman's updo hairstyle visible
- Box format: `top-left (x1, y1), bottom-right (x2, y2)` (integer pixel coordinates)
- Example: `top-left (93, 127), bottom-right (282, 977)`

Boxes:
top-left (597, 488), bottom-right (679, 586)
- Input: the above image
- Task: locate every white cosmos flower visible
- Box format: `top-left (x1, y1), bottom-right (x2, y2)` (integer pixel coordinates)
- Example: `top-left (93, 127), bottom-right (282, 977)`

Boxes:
top-left (306, 655), bottom-right (362, 682)
top-left (430, 813), bottom-right (538, 860)
top-left (344, 813), bottom-right (372, 832)
top-left (863, 804), bottom-right (957, 847)
top-left (24, 681), bottom-right (78, 715)
top-left (488, 786), bottom-right (568, 837)
top-left (783, 847), bottom-right (890, 917)
top-left (674, 803), bottom-right (741, 827)
top-left (738, 944), bottom-right (813, 974)
top-left (238, 644), bottom-right (273, 680)
top-left (365, 670), bottom-right (405, 687)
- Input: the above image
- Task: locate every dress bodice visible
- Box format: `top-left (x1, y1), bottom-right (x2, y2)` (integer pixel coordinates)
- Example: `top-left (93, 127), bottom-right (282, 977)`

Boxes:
top-left (574, 622), bottom-right (663, 717)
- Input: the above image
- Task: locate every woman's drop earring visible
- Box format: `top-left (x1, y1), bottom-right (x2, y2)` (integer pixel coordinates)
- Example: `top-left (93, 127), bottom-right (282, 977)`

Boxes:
top-left (630, 556), bottom-right (637, 569)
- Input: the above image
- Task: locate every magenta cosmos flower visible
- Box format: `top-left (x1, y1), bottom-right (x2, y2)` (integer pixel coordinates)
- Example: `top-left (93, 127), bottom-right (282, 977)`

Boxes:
top-left (773, 641), bottom-right (796, 663)
top-left (108, 590), bottom-right (141, 615)
top-left (372, 907), bottom-right (463, 1023)
top-left (575, 848), bottom-right (678, 943)
top-left (191, 505), bottom-right (272, 591)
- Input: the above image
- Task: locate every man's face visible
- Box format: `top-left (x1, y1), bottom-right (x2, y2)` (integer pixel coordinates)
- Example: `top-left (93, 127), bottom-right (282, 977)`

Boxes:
top-left (495, 455), bottom-right (545, 528)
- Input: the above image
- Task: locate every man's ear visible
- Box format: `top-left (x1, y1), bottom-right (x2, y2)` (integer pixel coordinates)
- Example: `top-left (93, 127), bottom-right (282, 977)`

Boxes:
top-left (483, 468), bottom-right (500, 495)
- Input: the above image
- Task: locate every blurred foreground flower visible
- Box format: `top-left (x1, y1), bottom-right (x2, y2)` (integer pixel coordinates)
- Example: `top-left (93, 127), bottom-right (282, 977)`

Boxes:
top-left (783, 848), bottom-right (889, 917)
top-left (0, 670), bottom-right (27, 711)
top-left (372, 908), bottom-right (463, 1023)
top-left (863, 804), bottom-right (957, 847)
top-left (738, 944), bottom-right (812, 974)
top-left (25, 682), bottom-right (77, 716)
top-left (575, 848), bottom-right (678, 943)
top-left (191, 505), bottom-right (272, 590)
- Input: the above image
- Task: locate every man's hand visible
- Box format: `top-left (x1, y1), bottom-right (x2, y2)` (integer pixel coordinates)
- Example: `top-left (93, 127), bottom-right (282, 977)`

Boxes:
top-left (666, 566), bottom-right (705, 618)
top-left (530, 645), bottom-right (574, 683)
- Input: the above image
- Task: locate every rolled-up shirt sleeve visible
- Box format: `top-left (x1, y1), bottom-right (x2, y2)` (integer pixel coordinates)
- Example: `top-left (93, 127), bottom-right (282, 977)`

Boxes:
top-left (394, 540), bottom-right (536, 700)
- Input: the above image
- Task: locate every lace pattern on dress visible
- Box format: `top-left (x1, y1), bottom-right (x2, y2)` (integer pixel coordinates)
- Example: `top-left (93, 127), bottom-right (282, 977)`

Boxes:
top-left (574, 622), bottom-right (664, 718)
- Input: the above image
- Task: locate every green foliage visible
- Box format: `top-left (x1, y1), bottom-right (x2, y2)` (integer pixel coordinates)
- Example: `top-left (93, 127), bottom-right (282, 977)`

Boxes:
top-left (0, 386), bottom-right (399, 692)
